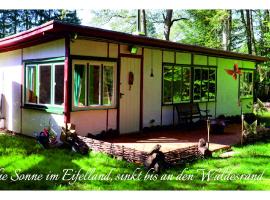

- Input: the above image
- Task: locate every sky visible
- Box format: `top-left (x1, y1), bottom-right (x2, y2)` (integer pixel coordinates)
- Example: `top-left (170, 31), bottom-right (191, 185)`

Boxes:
top-left (77, 9), bottom-right (94, 26)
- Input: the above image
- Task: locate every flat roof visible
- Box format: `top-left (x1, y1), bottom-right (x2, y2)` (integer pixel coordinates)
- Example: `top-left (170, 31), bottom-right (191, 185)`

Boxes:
top-left (0, 20), bottom-right (268, 62)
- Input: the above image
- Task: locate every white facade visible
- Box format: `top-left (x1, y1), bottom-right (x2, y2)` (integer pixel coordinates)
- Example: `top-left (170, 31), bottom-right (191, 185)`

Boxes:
top-left (0, 39), bottom-right (65, 136)
top-left (0, 37), bottom-right (256, 137)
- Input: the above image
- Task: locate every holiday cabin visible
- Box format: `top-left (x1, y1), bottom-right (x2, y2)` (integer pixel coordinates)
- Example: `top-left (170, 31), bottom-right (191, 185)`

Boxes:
top-left (0, 20), bottom-right (268, 136)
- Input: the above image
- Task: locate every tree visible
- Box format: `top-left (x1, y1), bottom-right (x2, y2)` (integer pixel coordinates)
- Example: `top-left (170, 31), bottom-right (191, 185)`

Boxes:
top-left (91, 9), bottom-right (187, 40)
top-left (0, 9), bottom-right (81, 38)
top-left (222, 10), bottom-right (232, 51)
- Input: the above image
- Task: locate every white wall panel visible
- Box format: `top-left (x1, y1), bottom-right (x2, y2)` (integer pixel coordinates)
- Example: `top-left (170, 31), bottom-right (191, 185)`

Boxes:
top-left (23, 39), bottom-right (65, 60)
top-left (70, 40), bottom-right (107, 57)
top-left (70, 109), bottom-right (117, 136)
top-left (0, 50), bottom-right (22, 133)
top-left (22, 109), bottom-right (64, 137)
top-left (143, 48), bottom-right (162, 127)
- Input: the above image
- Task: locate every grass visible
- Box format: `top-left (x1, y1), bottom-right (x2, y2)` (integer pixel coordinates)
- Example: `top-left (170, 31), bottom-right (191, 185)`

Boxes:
top-left (0, 133), bottom-right (270, 190)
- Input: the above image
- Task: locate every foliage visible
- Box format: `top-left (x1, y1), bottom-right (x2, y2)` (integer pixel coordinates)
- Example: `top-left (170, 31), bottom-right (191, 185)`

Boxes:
top-left (0, 10), bottom-right (80, 38)
top-left (254, 98), bottom-right (268, 115)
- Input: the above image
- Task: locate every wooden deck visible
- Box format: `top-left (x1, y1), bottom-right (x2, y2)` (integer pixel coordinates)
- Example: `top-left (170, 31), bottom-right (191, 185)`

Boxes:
top-left (104, 123), bottom-right (242, 153)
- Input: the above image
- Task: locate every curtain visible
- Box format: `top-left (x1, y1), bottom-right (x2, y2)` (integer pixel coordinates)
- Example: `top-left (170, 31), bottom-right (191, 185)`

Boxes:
top-left (74, 65), bottom-right (84, 106)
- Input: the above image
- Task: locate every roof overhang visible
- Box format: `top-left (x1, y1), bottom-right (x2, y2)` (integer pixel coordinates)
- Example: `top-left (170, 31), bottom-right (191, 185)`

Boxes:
top-left (0, 20), bottom-right (268, 63)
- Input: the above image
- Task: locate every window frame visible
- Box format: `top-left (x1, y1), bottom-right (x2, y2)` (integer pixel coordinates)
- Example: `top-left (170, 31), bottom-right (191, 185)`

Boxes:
top-left (72, 60), bottom-right (117, 111)
top-left (24, 60), bottom-right (65, 112)
top-left (162, 63), bottom-right (217, 105)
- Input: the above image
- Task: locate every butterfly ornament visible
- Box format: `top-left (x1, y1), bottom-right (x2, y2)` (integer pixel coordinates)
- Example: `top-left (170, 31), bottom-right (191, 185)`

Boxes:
top-left (243, 120), bottom-right (257, 137)
top-left (225, 64), bottom-right (242, 80)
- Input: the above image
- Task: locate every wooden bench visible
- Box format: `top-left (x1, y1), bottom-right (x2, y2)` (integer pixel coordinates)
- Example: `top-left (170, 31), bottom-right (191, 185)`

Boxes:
top-left (175, 102), bottom-right (211, 125)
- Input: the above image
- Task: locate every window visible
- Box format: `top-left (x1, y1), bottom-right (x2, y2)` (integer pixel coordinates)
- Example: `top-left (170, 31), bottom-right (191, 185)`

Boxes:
top-left (73, 61), bottom-right (117, 109)
top-left (162, 64), bottom-right (216, 104)
top-left (54, 65), bottom-right (65, 105)
top-left (163, 65), bottom-right (173, 103)
top-left (193, 67), bottom-right (216, 102)
top-left (25, 62), bottom-right (65, 106)
top-left (89, 65), bottom-right (101, 105)
top-left (163, 64), bottom-right (191, 104)
top-left (25, 66), bottom-right (37, 104)
top-left (39, 65), bottom-right (51, 104)
top-left (74, 64), bottom-right (86, 106)
top-left (240, 70), bottom-right (253, 98)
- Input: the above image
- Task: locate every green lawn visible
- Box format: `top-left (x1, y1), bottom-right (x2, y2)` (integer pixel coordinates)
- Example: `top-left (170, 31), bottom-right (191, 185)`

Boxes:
top-left (0, 133), bottom-right (270, 190)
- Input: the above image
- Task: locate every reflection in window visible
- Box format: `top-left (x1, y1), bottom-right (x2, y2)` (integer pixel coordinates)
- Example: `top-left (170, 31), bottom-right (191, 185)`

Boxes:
top-left (103, 66), bottom-right (114, 105)
top-left (193, 67), bottom-right (216, 102)
top-left (240, 71), bottom-right (253, 98)
top-left (163, 65), bottom-right (173, 103)
top-left (39, 65), bottom-right (51, 104)
top-left (173, 66), bottom-right (182, 103)
top-left (74, 64), bottom-right (86, 107)
top-left (209, 69), bottom-right (216, 100)
top-left (193, 68), bottom-right (201, 101)
top-left (26, 66), bottom-right (37, 104)
top-left (89, 65), bottom-right (100, 105)
top-left (163, 65), bottom-right (192, 104)
top-left (201, 69), bottom-right (209, 101)
top-left (73, 62), bottom-right (116, 108)
top-left (54, 65), bottom-right (64, 105)
top-left (181, 67), bottom-right (191, 102)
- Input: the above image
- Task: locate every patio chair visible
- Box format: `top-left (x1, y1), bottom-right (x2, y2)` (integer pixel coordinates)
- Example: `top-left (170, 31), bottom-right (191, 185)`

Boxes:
top-left (175, 102), bottom-right (212, 126)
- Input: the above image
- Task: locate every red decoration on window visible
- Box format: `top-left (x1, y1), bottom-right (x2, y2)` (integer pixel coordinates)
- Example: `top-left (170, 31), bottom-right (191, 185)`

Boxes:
top-left (225, 64), bottom-right (242, 80)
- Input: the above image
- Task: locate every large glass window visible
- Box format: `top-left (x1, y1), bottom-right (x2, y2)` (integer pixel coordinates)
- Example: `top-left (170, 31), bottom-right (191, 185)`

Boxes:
top-left (25, 62), bottom-right (64, 106)
top-left (162, 64), bottom-right (216, 104)
top-left (73, 61), bottom-right (116, 109)
top-left (163, 65), bottom-right (173, 103)
top-left (163, 64), bottom-right (192, 104)
top-left (193, 67), bottom-right (216, 102)
top-left (240, 70), bottom-right (253, 98)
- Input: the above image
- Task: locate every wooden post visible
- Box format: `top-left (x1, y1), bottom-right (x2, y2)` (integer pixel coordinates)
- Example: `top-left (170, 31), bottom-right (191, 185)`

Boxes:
top-left (207, 117), bottom-right (210, 149)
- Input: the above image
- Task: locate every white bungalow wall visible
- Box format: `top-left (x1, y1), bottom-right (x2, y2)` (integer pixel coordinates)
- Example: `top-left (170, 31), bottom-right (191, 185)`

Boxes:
top-left (0, 35), bottom-right (256, 136)
top-left (0, 39), bottom-right (66, 136)
top-left (0, 50), bottom-right (22, 133)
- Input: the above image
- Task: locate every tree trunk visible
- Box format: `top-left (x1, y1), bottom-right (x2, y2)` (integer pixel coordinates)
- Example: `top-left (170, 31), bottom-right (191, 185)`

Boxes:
top-left (250, 10), bottom-right (257, 55)
top-left (164, 9), bottom-right (173, 41)
top-left (246, 10), bottom-right (253, 54)
top-left (223, 10), bottom-right (232, 51)
top-left (142, 9), bottom-right (147, 36)
top-left (258, 10), bottom-right (265, 56)
top-left (240, 10), bottom-right (252, 54)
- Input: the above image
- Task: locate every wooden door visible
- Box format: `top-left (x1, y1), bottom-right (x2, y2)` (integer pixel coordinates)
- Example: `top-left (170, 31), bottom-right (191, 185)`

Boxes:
top-left (119, 57), bottom-right (141, 134)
